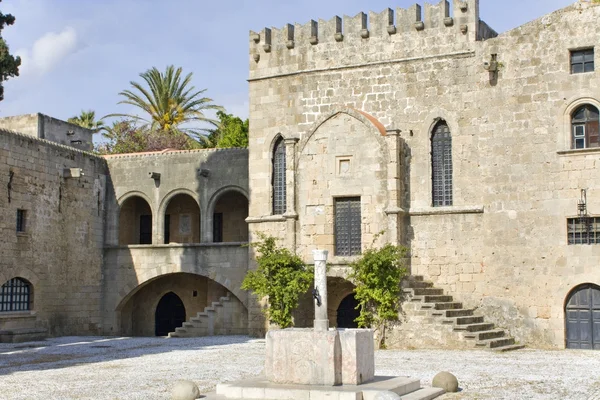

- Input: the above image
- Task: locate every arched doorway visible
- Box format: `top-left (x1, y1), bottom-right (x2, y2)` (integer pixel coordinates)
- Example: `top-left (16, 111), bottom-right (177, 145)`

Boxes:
top-left (565, 284), bottom-right (600, 349)
top-left (163, 193), bottom-right (201, 244)
top-left (155, 292), bottom-right (186, 336)
top-left (337, 294), bottom-right (360, 328)
top-left (119, 196), bottom-right (152, 245)
top-left (211, 190), bottom-right (248, 243)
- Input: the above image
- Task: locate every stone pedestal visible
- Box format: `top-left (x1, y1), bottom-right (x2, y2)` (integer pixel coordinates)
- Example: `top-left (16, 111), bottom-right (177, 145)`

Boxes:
top-left (265, 328), bottom-right (375, 386)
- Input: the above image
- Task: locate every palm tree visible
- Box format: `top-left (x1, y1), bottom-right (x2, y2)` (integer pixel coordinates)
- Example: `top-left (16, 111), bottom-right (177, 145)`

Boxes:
top-left (68, 110), bottom-right (105, 132)
top-left (108, 65), bottom-right (222, 140)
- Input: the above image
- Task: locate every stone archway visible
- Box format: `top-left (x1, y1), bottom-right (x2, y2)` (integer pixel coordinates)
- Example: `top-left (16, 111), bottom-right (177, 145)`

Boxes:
top-left (118, 272), bottom-right (234, 336)
top-left (155, 292), bottom-right (186, 336)
top-left (119, 195), bottom-right (153, 245)
top-left (565, 283), bottom-right (600, 349)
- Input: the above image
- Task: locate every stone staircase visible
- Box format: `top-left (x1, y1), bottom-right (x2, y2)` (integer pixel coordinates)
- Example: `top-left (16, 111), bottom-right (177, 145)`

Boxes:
top-left (168, 294), bottom-right (247, 338)
top-left (403, 276), bottom-right (525, 352)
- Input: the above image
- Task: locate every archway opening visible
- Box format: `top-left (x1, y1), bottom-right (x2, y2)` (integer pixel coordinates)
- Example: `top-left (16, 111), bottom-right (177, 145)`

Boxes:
top-left (155, 292), bottom-right (186, 336)
top-left (565, 283), bottom-right (600, 349)
top-left (212, 191), bottom-right (248, 243)
top-left (164, 194), bottom-right (200, 244)
top-left (337, 294), bottom-right (360, 328)
top-left (119, 196), bottom-right (152, 245)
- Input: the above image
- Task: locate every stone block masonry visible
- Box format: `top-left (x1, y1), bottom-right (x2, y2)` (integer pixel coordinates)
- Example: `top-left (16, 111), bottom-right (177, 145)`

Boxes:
top-left (247, 0), bottom-right (600, 349)
top-left (0, 128), bottom-right (108, 336)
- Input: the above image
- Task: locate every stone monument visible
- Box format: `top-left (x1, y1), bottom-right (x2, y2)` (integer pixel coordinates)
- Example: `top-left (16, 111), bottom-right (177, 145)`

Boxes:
top-left (209, 250), bottom-right (444, 399)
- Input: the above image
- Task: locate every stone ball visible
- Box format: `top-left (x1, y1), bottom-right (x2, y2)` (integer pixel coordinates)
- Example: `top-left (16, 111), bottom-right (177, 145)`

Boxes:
top-left (171, 380), bottom-right (200, 400)
top-left (373, 391), bottom-right (402, 400)
top-left (432, 371), bottom-right (459, 393)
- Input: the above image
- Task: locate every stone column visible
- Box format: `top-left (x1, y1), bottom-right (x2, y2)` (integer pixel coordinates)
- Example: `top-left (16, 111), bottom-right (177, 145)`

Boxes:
top-left (284, 137), bottom-right (299, 249)
top-left (313, 249), bottom-right (329, 331)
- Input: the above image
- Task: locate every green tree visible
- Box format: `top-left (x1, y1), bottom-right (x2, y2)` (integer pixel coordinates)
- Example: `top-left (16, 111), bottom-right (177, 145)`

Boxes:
top-left (0, 3), bottom-right (21, 101)
top-left (241, 234), bottom-right (313, 328)
top-left (349, 242), bottom-right (408, 349)
top-left (68, 110), bottom-right (106, 132)
top-left (109, 65), bottom-right (222, 141)
top-left (95, 120), bottom-right (199, 155)
top-left (206, 110), bottom-right (249, 148)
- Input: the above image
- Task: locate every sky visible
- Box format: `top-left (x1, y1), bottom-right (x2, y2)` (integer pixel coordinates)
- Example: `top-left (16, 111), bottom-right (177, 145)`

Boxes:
top-left (0, 0), bottom-right (576, 127)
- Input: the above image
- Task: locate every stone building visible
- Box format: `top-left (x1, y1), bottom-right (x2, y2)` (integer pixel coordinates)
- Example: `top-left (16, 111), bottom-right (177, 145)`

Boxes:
top-left (246, 0), bottom-right (600, 350)
top-left (1, 0), bottom-right (599, 350)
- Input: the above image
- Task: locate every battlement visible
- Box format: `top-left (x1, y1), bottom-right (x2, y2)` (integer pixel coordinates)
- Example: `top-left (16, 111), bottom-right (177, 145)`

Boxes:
top-left (249, 0), bottom-right (496, 79)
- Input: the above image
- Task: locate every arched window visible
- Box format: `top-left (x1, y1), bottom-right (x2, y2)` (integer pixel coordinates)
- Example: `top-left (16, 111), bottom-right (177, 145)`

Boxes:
top-left (272, 138), bottom-right (286, 215)
top-left (0, 278), bottom-right (31, 312)
top-left (572, 105), bottom-right (599, 149)
top-left (431, 121), bottom-right (453, 207)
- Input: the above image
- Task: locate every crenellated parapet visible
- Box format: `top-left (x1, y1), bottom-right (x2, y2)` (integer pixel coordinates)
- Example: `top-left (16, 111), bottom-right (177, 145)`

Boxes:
top-left (249, 0), bottom-right (496, 79)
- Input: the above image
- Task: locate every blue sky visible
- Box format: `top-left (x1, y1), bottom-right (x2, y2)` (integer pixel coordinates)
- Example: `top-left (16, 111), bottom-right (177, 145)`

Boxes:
top-left (1, 0), bottom-right (575, 126)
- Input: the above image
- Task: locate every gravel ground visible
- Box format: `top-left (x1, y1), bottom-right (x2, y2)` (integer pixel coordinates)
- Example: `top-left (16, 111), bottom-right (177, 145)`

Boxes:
top-left (1, 336), bottom-right (599, 400)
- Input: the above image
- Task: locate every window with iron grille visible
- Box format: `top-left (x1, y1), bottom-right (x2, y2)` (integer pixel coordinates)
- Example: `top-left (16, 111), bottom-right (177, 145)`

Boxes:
top-left (0, 278), bottom-right (31, 312)
top-left (272, 138), bottom-right (286, 215)
top-left (567, 217), bottom-right (600, 245)
top-left (431, 122), bottom-right (453, 206)
top-left (572, 105), bottom-right (599, 149)
top-left (335, 197), bottom-right (361, 256)
top-left (16, 209), bottom-right (26, 233)
top-left (571, 49), bottom-right (594, 74)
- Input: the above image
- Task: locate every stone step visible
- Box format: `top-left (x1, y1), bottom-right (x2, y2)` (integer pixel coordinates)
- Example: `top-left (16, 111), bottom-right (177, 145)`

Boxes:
top-left (454, 322), bottom-right (495, 332)
top-left (463, 329), bottom-right (505, 341)
top-left (404, 280), bottom-right (434, 289)
top-left (432, 309), bottom-right (474, 318)
top-left (408, 275), bottom-right (424, 282)
top-left (493, 344), bottom-right (526, 352)
top-left (443, 316), bottom-right (484, 326)
top-left (212, 302), bottom-right (224, 308)
top-left (400, 387), bottom-right (446, 400)
top-left (423, 295), bottom-right (454, 303)
top-left (432, 302), bottom-right (463, 310)
top-left (411, 288), bottom-right (444, 296)
top-left (476, 337), bottom-right (515, 349)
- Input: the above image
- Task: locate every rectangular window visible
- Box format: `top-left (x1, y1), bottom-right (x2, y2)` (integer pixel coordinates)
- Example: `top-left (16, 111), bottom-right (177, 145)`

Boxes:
top-left (567, 217), bottom-right (600, 244)
top-left (164, 214), bottom-right (171, 244)
top-left (574, 124), bottom-right (586, 149)
top-left (16, 209), bottom-right (26, 233)
top-left (139, 215), bottom-right (152, 244)
top-left (213, 213), bottom-right (223, 243)
top-left (571, 48), bottom-right (594, 74)
top-left (335, 197), bottom-right (361, 256)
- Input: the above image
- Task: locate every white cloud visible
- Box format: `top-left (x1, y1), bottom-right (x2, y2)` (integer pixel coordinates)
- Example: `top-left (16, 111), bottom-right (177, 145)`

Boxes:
top-left (16, 27), bottom-right (78, 76)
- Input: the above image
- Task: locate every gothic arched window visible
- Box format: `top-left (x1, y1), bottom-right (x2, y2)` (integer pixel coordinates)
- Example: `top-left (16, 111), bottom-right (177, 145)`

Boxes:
top-left (272, 138), bottom-right (286, 215)
top-left (572, 105), bottom-right (599, 149)
top-left (431, 121), bottom-right (453, 207)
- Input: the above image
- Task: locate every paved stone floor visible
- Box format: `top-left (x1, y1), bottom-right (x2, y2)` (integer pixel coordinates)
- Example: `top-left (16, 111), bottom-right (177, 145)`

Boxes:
top-left (0, 336), bottom-right (599, 399)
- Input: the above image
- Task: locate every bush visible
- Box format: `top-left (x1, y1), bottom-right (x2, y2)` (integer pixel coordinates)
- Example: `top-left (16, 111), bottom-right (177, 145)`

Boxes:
top-left (349, 243), bottom-right (408, 348)
top-left (241, 234), bottom-right (313, 329)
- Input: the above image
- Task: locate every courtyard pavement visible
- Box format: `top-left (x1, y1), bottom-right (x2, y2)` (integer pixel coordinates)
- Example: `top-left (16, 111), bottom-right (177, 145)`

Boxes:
top-left (0, 336), bottom-right (599, 399)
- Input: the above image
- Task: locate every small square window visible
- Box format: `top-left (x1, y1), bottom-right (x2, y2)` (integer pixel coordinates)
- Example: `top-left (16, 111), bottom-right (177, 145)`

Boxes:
top-left (16, 209), bottom-right (26, 233)
top-left (571, 49), bottom-right (594, 74)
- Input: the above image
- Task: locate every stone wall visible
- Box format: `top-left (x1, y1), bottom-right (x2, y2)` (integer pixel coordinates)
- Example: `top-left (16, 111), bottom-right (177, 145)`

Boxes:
top-left (0, 129), bottom-right (107, 336)
top-left (0, 113), bottom-right (94, 152)
top-left (248, 1), bottom-right (600, 347)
